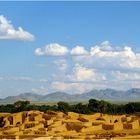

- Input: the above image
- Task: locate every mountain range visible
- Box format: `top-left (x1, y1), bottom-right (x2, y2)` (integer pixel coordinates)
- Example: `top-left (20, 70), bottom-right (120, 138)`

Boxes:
top-left (0, 88), bottom-right (140, 104)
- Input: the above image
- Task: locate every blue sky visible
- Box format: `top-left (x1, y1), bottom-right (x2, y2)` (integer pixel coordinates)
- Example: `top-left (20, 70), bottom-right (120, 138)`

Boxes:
top-left (0, 1), bottom-right (140, 97)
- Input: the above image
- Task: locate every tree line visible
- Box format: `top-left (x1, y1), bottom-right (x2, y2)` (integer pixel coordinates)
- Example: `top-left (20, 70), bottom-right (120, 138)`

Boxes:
top-left (0, 99), bottom-right (140, 115)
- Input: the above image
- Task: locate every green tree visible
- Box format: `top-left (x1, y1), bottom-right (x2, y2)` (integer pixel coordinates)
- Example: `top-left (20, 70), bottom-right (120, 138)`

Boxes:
top-left (72, 103), bottom-right (91, 114)
top-left (57, 101), bottom-right (70, 112)
top-left (98, 100), bottom-right (108, 113)
top-left (88, 99), bottom-right (100, 112)
top-left (14, 100), bottom-right (30, 112)
top-left (124, 103), bottom-right (135, 114)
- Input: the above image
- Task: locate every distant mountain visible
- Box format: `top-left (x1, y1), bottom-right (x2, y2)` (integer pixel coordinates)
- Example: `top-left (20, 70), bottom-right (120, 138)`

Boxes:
top-left (0, 93), bottom-right (43, 104)
top-left (82, 89), bottom-right (125, 100)
top-left (42, 92), bottom-right (74, 102)
top-left (0, 88), bottom-right (140, 104)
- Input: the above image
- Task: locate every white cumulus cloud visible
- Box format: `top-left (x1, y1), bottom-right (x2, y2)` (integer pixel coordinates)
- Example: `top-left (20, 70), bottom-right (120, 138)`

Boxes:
top-left (71, 46), bottom-right (88, 56)
top-left (35, 41), bottom-right (140, 92)
top-left (51, 81), bottom-right (94, 94)
top-left (35, 44), bottom-right (89, 57)
top-left (45, 43), bottom-right (69, 56)
top-left (75, 41), bottom-right (140, 70)
top-left (69, 64), bottom-right (106, 82)
top-left (100, 40), bottom-right (112, 51)
top-left (0, 15), bottom-right (34, 41)
top-left (35, 48), bottom-right (44, 56)
top-left (35, 43), bottom-right (69, 56)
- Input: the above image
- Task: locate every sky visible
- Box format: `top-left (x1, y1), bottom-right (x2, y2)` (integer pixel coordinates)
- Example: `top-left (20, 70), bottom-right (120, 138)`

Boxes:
top-left (0, 1), bottom-right (140, 97)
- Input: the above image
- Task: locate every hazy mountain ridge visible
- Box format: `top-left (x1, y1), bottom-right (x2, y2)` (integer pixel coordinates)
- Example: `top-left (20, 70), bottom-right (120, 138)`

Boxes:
top-left (0, 88), bottom-right (140, 104)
